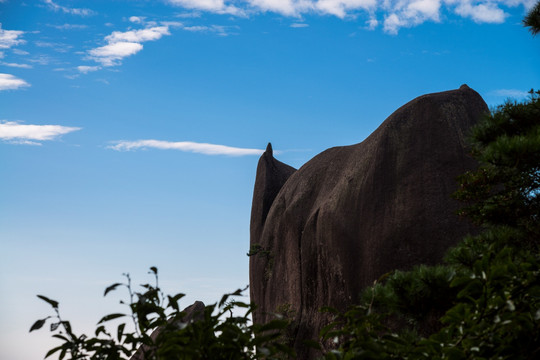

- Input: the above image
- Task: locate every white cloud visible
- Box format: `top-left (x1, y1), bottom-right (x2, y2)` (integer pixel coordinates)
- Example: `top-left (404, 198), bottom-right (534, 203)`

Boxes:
top-left (490, 88), bottom-right (530, 98)
top-left (1, 62), bottom-right (32, 69)
top-left (161, 21), bottom-right (185, 27)
top-left (77, 65), bottom-right (100, 73)
top-left (366, 17), bottom-right (379, 29)
top-left (88, 25), bottom-right (175, 67)
top-left (454, 1), bottom-right (508, 23)
top-left (44, 0), bottom-right (95, 16)
top-left (290, 22), bottom-right (309, 27)
top-left (89, 41), bottom-right (143, 67)
top-left (0, 73), bottom-right (30, 91)
top-left (383, 0), bottom-right (442, 34)
top-left (0, 24), bottom-right (25, 49)
top-left (105, 26), bottom-right (170, 43)
top-left (129, 16), bottom-right (145, 24)
top-left (0, 121), bottom-right (80, 145)
top-left (163, 0), bottom-right (529, 33)
top-left (108, 139), bottom-right (264, 156)
top-left (168, 0), bottom-right (245, 15)
top-left (248, 0), bottom-right (308, 15)
top-left (315, 0), bottom-right (376, 18)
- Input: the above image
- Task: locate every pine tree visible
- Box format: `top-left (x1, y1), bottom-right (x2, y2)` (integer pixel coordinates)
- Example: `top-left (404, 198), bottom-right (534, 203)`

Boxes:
top-left (524, 0), bottom-right (540, 36)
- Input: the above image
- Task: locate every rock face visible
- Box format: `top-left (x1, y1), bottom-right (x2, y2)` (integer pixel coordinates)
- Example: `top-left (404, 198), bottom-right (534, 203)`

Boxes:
top-left (130, 301), bottom-right (205, 360)
top-left (249, 85), bottom-right (489, 358)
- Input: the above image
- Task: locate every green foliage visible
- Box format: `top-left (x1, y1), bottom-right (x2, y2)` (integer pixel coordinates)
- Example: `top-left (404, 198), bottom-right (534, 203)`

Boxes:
top-left (454, 90), bottom-right (540, 250)
top-left (524, 1), bottom-right (540, 36)
top-left (246, 244), bottom-right (272, 260)
top-left (31, 268), bottom-right (294, 360)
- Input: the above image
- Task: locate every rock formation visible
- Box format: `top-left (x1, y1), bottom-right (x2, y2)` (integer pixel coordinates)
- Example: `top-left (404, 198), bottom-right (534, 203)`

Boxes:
top-left (249, 85), bottom-right (489, 359)
top-left (130, 301), bottom-right (205, 360)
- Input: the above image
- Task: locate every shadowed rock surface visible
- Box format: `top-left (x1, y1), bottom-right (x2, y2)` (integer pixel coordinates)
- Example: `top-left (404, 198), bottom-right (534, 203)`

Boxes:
top-left (130, 301), bottom-right (205, 360)
top-left (249, 85), bottom-right (488, 359)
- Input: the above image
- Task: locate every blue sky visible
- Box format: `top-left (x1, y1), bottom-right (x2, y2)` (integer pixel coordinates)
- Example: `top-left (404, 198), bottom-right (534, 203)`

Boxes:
top-left (0, 0), bottom-right (539, 359)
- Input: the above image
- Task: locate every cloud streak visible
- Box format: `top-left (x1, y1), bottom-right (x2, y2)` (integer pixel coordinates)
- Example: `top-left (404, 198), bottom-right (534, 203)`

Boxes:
top-left (108, 139), bottom-right (264, 156)
top-left (77, 65), bottom-right (100, 73)
top-left (1, 62), bottom-right (32, 69)
top-left (0, 121), bottom-right (81, 145)
top-left (168, 0), bottom-right (246, 16)
top-left (44, 0), bottom-right (95, 16)
top-left (0, 73), bottom-right (30, 90)
top-left (490, 88), bottom-right (530, 98)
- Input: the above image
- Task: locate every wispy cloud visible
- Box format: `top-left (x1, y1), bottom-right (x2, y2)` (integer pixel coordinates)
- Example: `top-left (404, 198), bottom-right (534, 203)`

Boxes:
top-left (44, 0), bottom-right (96, 16)
top-left (77, 65), bottom-right (100, 74)
top-left (48, 23), bottom-right (89, 30)
top-left (290, 23), bottom-right (309, 27)
top-left (1, 62), bottom-right (33, 69)
top-left (167, 0), bottom-right (246, 16)
top-left (0, 73), bottom-right (30, 90)
top-left (366, 17), bottom-right (378, 30)
top-left (88, 25), bottom-right (172, 67)
top-left (0, 24), bottom-right (25, 49)
top-left (182, 24), bottom-right (236, 35)
top-left (108, 139), bottom-right (264, 156)
top-left (0, 121), bottom-right (81, 145)
top-left (12, 48), bottom-right (29, 55)
top-left (28, 55), bottom-right (52, 65)
top-left (490, 88), bottom-right (530, 98)
top-left (35, 40), bottom-right (72, 53)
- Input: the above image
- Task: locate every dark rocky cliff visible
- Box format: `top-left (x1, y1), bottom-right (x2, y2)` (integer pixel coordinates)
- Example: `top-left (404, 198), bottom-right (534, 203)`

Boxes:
top-left (249, 85), bottom-right (489, 359)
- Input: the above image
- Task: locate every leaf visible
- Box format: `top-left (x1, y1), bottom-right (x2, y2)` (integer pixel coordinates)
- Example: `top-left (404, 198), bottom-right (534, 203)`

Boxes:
top-left (104, 283), bottom-right (122, 297)
top-left (167, 294), bottom-right (184, 311)
top-left (37, 295), bottom-right (59, 309)
top-left (29, 318), bottom-right (49, 332)
top-left (95, 325), bottom-right (106, 336)
top-left (52, 334), bottom-right (68, 341)
top-left (117, 323), bottom-right (126, 342)
top-left (149, 266), bottom-right (158, 275)
top-left (59, 347), bottom-right (67, 360)
top-left (50, 322), bottom-right (61, 331)
top-left (97, 313), bottom-right (126, 324)
top-left (45, 346), bottom-right (63, 359)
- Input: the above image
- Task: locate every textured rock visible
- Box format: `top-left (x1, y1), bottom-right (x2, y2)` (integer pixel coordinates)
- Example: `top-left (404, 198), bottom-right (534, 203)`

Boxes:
top-left (130, 301), bottom-right (205, 360)
top-left (249, 85), bottom-right (489, 358)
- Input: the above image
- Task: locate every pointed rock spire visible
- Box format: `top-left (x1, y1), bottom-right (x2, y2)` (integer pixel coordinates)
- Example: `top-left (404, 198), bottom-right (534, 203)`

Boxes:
top-left (266, 142), bottom-right (273, 156)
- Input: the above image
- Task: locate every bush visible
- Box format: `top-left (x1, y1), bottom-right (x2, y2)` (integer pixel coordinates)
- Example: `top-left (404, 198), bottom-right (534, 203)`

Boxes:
top-left (31, 267), bottom-right (294, 360)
